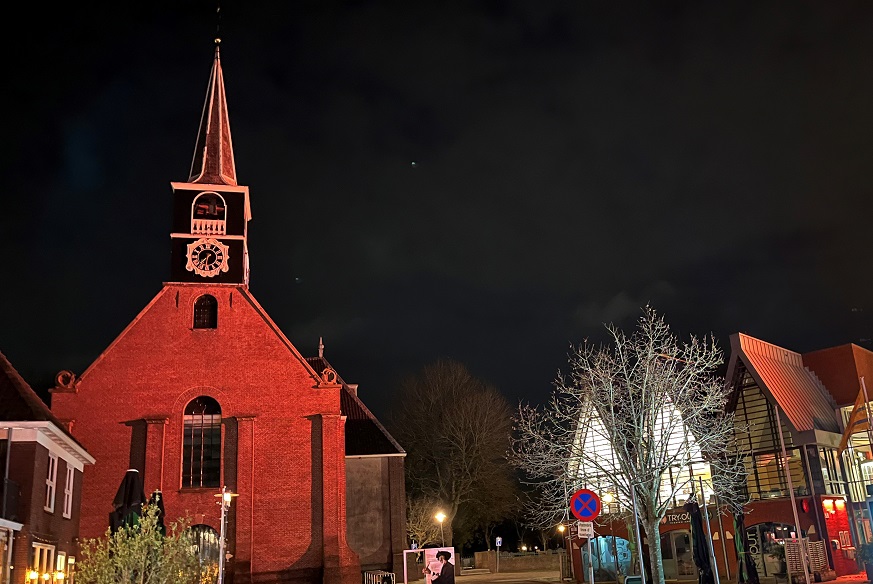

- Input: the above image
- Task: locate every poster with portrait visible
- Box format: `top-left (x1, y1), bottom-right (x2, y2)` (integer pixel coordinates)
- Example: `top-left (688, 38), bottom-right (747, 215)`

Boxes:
top-left (422, 547), bottom-right (455, 584)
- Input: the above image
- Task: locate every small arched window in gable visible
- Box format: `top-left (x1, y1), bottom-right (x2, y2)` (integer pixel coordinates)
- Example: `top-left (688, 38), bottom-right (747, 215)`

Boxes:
top-left (191, 192), bottom-right (227, 235)
top-left (193, 295), bottom-right (218, 329)
top-left (183, 396), bottom-right (222, 488)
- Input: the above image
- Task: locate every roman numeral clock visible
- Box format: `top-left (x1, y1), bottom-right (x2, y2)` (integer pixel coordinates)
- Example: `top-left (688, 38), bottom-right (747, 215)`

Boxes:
top-left (186, 238), bottom-right (229, 277)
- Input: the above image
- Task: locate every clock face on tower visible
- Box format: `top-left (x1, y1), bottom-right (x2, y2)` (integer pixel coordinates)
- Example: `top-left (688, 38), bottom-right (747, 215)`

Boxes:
top-left (185, 238), bottom-right (230, 278)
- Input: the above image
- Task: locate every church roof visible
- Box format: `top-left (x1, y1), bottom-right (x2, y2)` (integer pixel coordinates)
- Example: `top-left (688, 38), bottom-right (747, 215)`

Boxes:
top-left (306, 356), bottom-right (405, 457)
top-left (188, 40), bottom-right (237, 186)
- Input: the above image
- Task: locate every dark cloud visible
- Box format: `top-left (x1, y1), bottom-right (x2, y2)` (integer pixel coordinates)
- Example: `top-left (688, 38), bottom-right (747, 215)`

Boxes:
top-left (2, 1), bottom-right (872, 415)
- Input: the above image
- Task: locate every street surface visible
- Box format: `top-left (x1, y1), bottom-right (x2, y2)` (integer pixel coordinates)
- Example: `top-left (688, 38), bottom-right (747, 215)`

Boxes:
top-left (452, 570), bottom-right (868, 584)
top-left (457, 571), bottom-right (561, 584)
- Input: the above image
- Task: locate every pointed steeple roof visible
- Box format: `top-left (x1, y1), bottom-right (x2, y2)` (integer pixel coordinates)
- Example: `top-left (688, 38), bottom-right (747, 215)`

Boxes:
top-left (188, 39), bottom-right (237, 186)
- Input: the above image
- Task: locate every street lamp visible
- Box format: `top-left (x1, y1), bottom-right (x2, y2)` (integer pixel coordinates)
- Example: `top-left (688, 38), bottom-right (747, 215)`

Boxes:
top-left (558, 524), bottom-right (566, 549)
top-left (435, 511), bottom-right (446, 547)
top-left (215, 486), bottom-right (238, 584)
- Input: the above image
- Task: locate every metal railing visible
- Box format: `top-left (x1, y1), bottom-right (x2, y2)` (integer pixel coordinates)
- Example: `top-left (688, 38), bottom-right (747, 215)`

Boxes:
top-left (363, 570), bottom-right (395, 584)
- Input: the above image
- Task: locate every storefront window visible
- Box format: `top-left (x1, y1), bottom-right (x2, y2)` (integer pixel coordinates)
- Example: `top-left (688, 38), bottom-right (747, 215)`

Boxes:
top-left (746, 522), bottom-right (803, 576)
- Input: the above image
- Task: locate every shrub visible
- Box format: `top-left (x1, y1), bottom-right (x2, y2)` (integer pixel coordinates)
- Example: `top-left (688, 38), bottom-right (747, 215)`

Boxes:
top-left (77, 499), bottom-right (216, 584)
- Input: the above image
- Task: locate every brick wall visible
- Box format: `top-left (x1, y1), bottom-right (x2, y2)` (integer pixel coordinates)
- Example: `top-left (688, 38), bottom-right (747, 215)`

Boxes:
top-left (819, 496), bottom-right (858, 576)
top-left (474, 550), bottom-right (562, 572)
top-left (7, 439), bottom-right (85, 577)
top-left (51, 284), bottom-right (362, 584)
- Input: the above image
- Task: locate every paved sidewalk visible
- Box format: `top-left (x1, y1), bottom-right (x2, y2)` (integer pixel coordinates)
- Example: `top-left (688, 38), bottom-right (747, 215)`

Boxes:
top-left (456, 571), bottom-right (562, 583)
top-left (449, 571), bottom-right (868, 584)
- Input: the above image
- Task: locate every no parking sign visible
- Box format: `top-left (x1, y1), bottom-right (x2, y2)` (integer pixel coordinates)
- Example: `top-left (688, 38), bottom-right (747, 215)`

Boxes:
top-left (570, 489), bottom-right (601, 522)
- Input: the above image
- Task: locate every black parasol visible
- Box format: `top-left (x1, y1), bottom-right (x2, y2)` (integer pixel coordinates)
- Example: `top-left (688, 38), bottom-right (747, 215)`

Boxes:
top-left (684, 500), bottom-right (714, 584)
top-left (733, 512), bottom-right (760, 584)
top-left (110, 469), bottom-right (147, 532)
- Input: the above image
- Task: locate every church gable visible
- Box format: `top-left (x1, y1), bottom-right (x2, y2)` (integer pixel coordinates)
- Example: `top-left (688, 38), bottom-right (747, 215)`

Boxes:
top-left (58, 284), bottom-right (330, 417)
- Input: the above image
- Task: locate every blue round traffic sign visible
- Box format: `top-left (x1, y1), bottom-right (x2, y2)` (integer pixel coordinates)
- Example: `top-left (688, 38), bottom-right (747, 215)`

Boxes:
top-left (570, 489), bottom-right (601, 521)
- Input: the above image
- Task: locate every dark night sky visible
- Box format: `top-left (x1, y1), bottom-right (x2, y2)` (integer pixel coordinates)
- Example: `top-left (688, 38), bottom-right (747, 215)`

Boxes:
top-left (2, 1), bottom-right (872, 418)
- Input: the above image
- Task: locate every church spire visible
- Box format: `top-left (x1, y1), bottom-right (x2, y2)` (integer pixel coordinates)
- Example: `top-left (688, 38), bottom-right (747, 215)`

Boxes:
top-left (188, 38), bottom-right (237, 186)
top-left (169, 34), bottom-right (250, 286)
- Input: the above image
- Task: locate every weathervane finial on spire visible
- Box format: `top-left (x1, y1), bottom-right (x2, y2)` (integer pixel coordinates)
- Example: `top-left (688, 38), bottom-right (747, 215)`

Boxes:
top-left (188, 6), bottom-right (236, 186)
top-left (215, 1), bottom-right (222, 44)
top-left (318, 337), bottom-right (325, 358)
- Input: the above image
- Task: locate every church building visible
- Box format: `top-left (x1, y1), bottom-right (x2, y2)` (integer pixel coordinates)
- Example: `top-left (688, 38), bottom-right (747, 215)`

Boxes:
top-left (50, 40), bottom-right (406, 584)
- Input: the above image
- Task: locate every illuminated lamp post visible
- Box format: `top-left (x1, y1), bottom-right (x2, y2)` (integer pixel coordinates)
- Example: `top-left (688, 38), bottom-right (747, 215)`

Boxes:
top-left (435, 511), bottom-right (446, 547)
top-left (215, 486), bottom-right (238, 584)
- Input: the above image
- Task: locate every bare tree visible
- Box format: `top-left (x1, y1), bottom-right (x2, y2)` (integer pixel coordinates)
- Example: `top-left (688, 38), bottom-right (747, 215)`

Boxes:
top-left (511, 307), bottom-right (747, 584)
top-left (406, 495), bottom-right (445, 548)
top-left (388, 359), bottom-right (516, 547)
top-left (453, 478), bottom-right (520, 550)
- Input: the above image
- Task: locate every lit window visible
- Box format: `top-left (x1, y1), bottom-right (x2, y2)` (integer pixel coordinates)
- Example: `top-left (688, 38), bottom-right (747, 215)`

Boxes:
top-left (32, 544), bottom-right (54, 581)
top-left (182, 396), bottom-right (222, 488)
top-left (63, 466), bottom-right (74, 518)
top-left (193, 295), bottom-right (218, 329)
top-left (45, 453), bottom-right (58, 512)
top-left (189, 524), bottom-right (221, 566)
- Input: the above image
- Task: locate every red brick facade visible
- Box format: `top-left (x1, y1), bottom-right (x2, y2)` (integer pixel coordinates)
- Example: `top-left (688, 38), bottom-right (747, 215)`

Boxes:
top-left (51, 284), bottom-right (363, 583)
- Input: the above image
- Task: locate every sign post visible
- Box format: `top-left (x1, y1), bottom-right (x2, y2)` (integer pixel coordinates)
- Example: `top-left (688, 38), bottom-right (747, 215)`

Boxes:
top-left (495, 537), bottom-right (502, 573)
top-left (570, 490), bottom-right (601, 584)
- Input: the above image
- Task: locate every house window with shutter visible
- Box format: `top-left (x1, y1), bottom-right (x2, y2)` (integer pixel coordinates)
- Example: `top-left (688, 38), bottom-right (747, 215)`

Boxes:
top-left (63, 466), bottom-right (74, 518)
top-left (45, 452), bottom-right (58, 512)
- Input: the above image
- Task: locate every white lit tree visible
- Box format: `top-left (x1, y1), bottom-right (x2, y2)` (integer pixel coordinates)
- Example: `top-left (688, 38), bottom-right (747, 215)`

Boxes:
top-left (511, 306), bottom-right (747, 584)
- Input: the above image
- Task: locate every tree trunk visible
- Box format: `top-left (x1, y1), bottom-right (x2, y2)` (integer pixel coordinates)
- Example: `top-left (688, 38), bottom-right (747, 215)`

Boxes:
top-left (446, 517), bottom-right (454, 547)
top-left (642, 518), bottom-right (666, 584)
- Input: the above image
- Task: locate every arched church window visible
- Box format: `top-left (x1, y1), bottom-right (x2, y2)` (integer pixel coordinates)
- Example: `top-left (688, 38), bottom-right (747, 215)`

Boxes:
top-left (191, 192), bottom-right (227, 235)
top-left (193, 295), bottom-right (218, 329)
top-left (189, 524), bottom-right (220, 567)
top-left (183, 396), bottom-right (221, 488)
